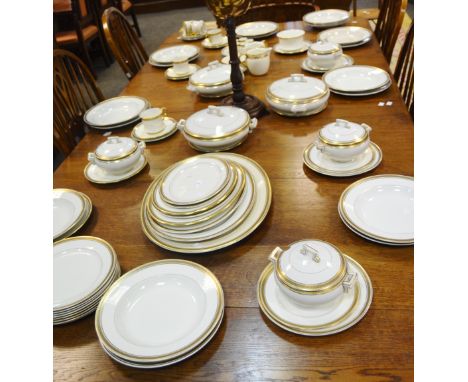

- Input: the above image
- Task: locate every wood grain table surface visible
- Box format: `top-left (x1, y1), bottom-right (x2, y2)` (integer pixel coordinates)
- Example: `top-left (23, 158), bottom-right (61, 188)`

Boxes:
top-left (53, 18), bottom-right (414, 382)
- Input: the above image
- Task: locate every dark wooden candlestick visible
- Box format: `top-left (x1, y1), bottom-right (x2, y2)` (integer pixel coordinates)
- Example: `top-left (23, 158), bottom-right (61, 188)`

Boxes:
top-left (220, 16), bottom-right (267, 118)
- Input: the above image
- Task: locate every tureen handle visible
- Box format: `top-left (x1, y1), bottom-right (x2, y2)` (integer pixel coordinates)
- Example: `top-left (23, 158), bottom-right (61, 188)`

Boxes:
top-left (288, 73), bottom-right (306, 83)
top-left (342, 272), bottom-right (358, 293)
top-left (336, 119), bottom-right (350, 128)
top-left (207, 105), bottom-right (224, 117)
top-left (268, 247), bottom-right (283, 263)
top-left (138, 141), bottom-right (146, 151)
top-left (176, 119), bottom-right (186, 131)
top-left (291, 104), bottom-right (308, 114)
top-left (187, 84), bottom-right (198, 93)
top-left (87, 152), bottom-right (96, 164)
top-left (361, 123), bottom-right (372, 132)
top-left (107, 136), bottom-right (122, 144)
top-left (315, 140), bottom-right (325, 152)
top-left (300, 244), bottom-right (321, 263)
top-left (207, 60), bottom-right (220, 70)
top-left (249, 118), bottom-right (258, 132)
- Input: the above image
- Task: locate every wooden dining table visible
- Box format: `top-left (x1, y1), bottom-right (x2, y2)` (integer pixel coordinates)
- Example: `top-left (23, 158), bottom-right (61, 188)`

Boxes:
top-left (53, 17), bottom-right (413, 382)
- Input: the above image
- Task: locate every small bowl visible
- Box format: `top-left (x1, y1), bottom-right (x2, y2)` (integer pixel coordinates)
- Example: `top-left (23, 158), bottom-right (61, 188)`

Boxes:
top-left (276, 29), bottom-right (305, 51)
top-left (187, 60), bottom-right (233, 97)
top-left (307, 41), bottom-right (343, 69)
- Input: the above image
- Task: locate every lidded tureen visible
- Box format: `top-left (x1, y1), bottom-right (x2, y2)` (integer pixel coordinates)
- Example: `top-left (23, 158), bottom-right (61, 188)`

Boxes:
top-left (266, 74), bottom-right (329, 116)
top-left (177, 105), bottom-right (257, 152)
top-left (268, 239), bottom-right (357, 305)
top-left (187, 60), bottom-right (234, 97)
top-left (88, 136), bottom-right (145, 174)
top-left (315, 119), bottom-right (372, 162)
top-left (307, 41), bottom-right (343, 69)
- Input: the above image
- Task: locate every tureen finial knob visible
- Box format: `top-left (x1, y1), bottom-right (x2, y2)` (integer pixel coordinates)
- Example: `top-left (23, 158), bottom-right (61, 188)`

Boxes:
top-left (300, 244), bottom-right (321, 263)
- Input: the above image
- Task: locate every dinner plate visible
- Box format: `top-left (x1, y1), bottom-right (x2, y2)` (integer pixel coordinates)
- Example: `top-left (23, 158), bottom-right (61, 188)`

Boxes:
top-left (303, 142), bottom-right (382, 177)
top-left (141, 153), bottom-right (272, 253)
top-left (161, 157), bottom-right (230, 206)
top-left (150, 45), bottom-right (200, 65)
top-left (323, 65), bottom-right (391, 93)
top-left (303, 9), bottom-right (350, 27)
top-left (318, 26), bottom-right (372, 46)
top-left (257, 255), bottom-right (372, 336)
top-left (84, 155), bottom-right (147, 184)
top-left (84, 96), bottom-right (149, 127)
top-left (96, 259), bottom-right (224, 362)
top-left (339, 175), bottom-right (414, 243)
top-left (54, 237), bottom-right (116, 311)
top-left (53, 189), bottom-right (85, 239)
top-left (301, 54), bottom-right (354, 74)
top-left (149, 54), bottom-right (200, 68)
top-left (132, 117), bottom-right (178, 142)
top-left (236, 21), bottom-right (279, 38)
top-left (328, 80), bottom-right (392, 96)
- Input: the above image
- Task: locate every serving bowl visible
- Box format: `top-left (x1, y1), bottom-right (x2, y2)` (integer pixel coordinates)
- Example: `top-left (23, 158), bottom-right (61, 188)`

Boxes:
top-left (315, 119), bottom-right (372, 162)
top-left (268, 239), bottom-right (357, 306)
top-left (177, 105), bottom-right (257, 152)
top-left (266, 73), bottom-right (329, 116)
top-left (187, 61), bottom-right (234, 98)
top-left (88, 136), bottom-right (145, 174)
top-left (307, 41), bottom-right (343, 70)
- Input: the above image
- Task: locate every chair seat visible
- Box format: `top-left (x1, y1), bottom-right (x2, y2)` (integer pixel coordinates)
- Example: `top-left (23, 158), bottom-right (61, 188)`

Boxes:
top-left (122, 0), bottom-right (132, 12)
top-left (352, 8), bottom-right (380, 20)
top-left (56, 25), bottom-right (99, 44)
top-left (53, 0), bottom-right (71, 13)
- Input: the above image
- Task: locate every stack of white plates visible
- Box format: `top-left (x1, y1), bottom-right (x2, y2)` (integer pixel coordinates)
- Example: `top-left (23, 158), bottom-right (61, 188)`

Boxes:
top-left (235, 21), bottom-right (279, 39)
top-left (141, 153), bottom-right (272, 253)
top-left (53, 188), bottom-right (92, 242)
top-left (53, 236), bottom-right (121, 325)
top-left (338, 175), bottom-right (414, 245)
top-left (318, 26), bottom-right (372, 48)
top-left (303, 9), bottom-right (350, 29)
top-left (95, 259), bottom-right (224, 368)
top-left (149, 45), bottom-right (200, 67)
top-left (84, 96), bottom-right (150, 130)
top-left (323, 65), bottom-right (392, 96)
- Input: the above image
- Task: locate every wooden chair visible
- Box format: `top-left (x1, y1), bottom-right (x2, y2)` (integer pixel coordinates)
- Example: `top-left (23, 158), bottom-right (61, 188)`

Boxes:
top-left (54, 0), bottom-right (111, 77)
top-left (53, 49), bottom-right (104, 157)
top-left (102, 7), bottom-right (148, 80)
top-left (374, 0), bottom-right (408, 62)
top-left (315, 0), bottom-right (351, 11)
top-left (113, 0), bottom-right (142, 37)
top-left (232, 0), bottom-right (319, 24)
top-left (394, 21), bottom-right (413, 118)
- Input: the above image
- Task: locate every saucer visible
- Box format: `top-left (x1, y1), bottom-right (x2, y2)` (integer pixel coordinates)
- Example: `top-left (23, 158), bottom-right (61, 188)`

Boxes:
top-left (132, 117), bottom-right (178, 143)
top-left (201, 37), bottom-right (228, 49)
top-left (84, 155), bottom-right (147, 184)
top-left (303, 141), bottom-right (382, 177)
top-left (165, 64), bottom-right (200, 80)
top-left (301, 54), bottom-right (354, 74)
top-left (273, 42), bottom-right (310, 55)
top-left (180, 33), bottom-right (206, 41)
top-left (257, 255), bottom-right (373, 336)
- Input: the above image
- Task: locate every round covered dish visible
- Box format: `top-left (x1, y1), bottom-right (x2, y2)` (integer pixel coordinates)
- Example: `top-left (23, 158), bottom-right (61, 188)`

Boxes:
top-left (266, 74), bottom-right (329, 116)
top-left (177, 105), bottom-right (257, 152)
top-left (307, 41), bottom-right (343, 69)
top-left (316, 119), bottom-right (372, 162)
top-left (268, 239), bottom-right (357, 305)
top-left (88, 136), bottom-right (145, 174)
top-left (187, 61), bottom-right (234, 98)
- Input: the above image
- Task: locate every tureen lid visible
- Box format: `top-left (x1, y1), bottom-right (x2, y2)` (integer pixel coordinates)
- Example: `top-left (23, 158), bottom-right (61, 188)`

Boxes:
top-left (95, 136), bottom-right (138, 161)
top-left (184, 106), bottom-right (250, 140)
top-left (308, 40), bottom-right (341, 55)
top-left (269, 239), bottom-right (346, 293)
top-left (189, 61), bottom-right (231, 87)
top-left (319, 119), bottom-right (370, 146)
top-left (267, 74), bottom-right (328, 103)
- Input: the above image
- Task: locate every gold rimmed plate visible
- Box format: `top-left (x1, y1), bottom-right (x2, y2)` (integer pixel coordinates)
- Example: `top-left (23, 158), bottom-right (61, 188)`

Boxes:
top-left (84, 155), bottom-right (148, 184)
top-left (273, 42), bottom-right (310, 55)
top-left (132, 117), bottom-right (178, 143)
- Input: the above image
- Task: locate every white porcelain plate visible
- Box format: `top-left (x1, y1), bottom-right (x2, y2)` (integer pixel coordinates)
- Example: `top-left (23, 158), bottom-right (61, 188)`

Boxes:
top-left (53, 237), bottom-right (115, 310)
top-left (150, 45), bottom-right (199, 64)
top-left (132, 118), bottom-right (177, 142)
top-left (53, 189), bottom-right (85, 239)
top-left (161, 157), bottom-right (229, 205)
top-left (236, 21), bottom-right (279, 38)
top-left (303, 9), bottom-right (350, 26)
top-left (84, 96), bottom-right (148, 127)
top-left (96, 260), bottom-right (223, 361)
top-left (340, 175), bottom-right (414, 242)
top-left (84, 155), bottom-right (147, 184)
top-left (301, 54), bottom-right (354, 74)
top-left (318, 26), bottom-right (372, 46)
top-left (323, 65), bottom-right (391, 92)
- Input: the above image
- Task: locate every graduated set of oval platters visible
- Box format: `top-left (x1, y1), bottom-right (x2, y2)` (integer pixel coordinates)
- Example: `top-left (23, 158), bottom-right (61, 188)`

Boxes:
top-left (54, 9), bottom-right (414, 369)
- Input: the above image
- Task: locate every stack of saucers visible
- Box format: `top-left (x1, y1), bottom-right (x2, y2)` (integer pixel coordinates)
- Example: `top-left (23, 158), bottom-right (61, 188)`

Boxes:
top-left (84, 96), bottom-right (150, 130)
top-left (141, 153), bottom-right (272, 253)
top-left (323, 65), bottom-right (392, 96)
top-left (338, 175), bottom-right (414, 245)
top-left (303, 9), bottom-right (350, 29)
top-left (318, 26), bottom-right (372, 48)
top-left (53, 236), bottom-right (121, 325)
top-left (53, 189), bottom-right (92, 242)
top-left (96, 259), bottom-right (224, 368)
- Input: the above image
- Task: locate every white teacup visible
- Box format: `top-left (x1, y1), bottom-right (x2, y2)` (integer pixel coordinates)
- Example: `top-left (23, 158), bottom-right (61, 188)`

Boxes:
top-left (140, 107), bottom-right (167, 134)
top-left (246, 47), bottom-right (272, 76)
top-left (207, 28), bottom-right (225, 45)
top-left (172, 56), bottom-right (190, 75)
top-left (277, 29), bottom-right (305, 51)
top-left (182, 20), bottom-right (206, 37)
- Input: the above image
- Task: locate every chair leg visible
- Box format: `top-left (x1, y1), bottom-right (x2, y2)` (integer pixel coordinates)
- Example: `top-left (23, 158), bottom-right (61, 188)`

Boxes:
top-left (97, 32), bottom-right (112, 67)
top-left (130, 9), bottom-right (142, 37)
